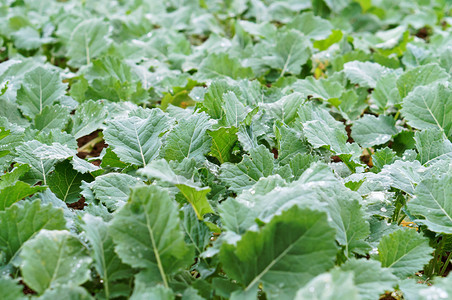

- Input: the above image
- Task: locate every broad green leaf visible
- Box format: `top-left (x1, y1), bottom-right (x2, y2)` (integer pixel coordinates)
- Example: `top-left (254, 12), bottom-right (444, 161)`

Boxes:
top-left (380, 160), bottom-right (424, 195)
top-left (47, 160), bottom-right (92, 203)
top-left (286, 12), bottom-right (333, 39)
top-left (291, 76), bottom-right (343, 101)
top-left (401, 83), bottom-right (452, 137)
top-left (263, 30), bottom-right (310, 77)
top-left (377, 229), bottom-right (433, 277)
top-left (407, 171), bottom-right (452, 234)
top-left (220, 206), bottom-right (338, 299)
top-left (0, 277), bottom-right (25, 300)
top-left (34, 104), bottom-right (70, 132)
top-left (12, 27), bottom-right (53, 50)
top-left (275, 124), bottom-right (309, 165)
top-left (219, 145), bottom-right (274, 192)
top-left (0, 164), bottom-right (30, 190)
top-left (295, 270), bottom-right (359, 300)
top-left (15, 140), bottom-right (57, 185)
top-left (208, 127), bottom-right (238, 163)
top-left (39, 285), bottom-right (94, 300)
top-left (371, 73), bottom-right (401, 110)
top-left (344, 61), bottom-right (394, 88)
top-left (313, 29), bottom-right (343, 50)
top-left (71, 100), bottom-right (107, 139)
top-left (372, 147), bottom-right (396, 172)
top-left (201, 80), bottom-right (241, 119)
top-left (130, 282), bottom-right (174, 300)
top-left (181, 206), bottom-right (211, 256)
top-left (20, 230), bottom-right (92, 294)
top-left (31, 142), bottom-right (99, 174)
top-left (67, 19), bottom-right (112, 67)
top-left (218, 198), bottom-right (257, 235)
top-left (265, 92), bottom-right (305, 124)
top-left (321, 184), bottom-right (371, 256)
top-left (104, 109), bottom-right (172, 166)
top-left (0, 120), bottom-right (25, 170)
top-left (196, 53), bottom-right (254, 81)
top-left (90, 173), bottom-right (140, 210)
top-left (352, 115), bottom-right (398, 147)
top-left (414, 129), bottom-right (452, 165)
top-left (219, 91), bottom-right (249, 127)
top-left (340, 259), bottom-right (397, 300)
top-left (139, 159), bottom-right (214, 219)
top-left (163, 112), bottom-right (212, 162)
top-left (397, 63), bottom-right (449, 99)
top-left (0, 200), bottom-right (66, 267)
top-left (16, 66), bottom-right (67, 118)
top-left (81, 215), bottom-right (133, 299)
top-left (303, 119), bottom-right (360, 155)
top-left (0, 181), bottom-right (46, 210)
top-left (110, 186), bottom-right (194, 286)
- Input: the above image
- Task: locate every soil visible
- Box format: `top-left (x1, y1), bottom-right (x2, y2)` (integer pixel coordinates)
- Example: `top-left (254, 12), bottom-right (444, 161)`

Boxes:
top-left (20, 280), bottom-right (36, 295)
top-left (67, 196), bottom-right (87, 210)
top-left (76, 130), bottom-right (107, 159)
top-left (416, 27), bottom-right (430, 40)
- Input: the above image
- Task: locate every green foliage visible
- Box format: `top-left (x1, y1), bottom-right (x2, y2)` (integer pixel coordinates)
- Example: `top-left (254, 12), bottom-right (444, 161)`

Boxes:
top-left (1, 0), bottom-right (452, 298)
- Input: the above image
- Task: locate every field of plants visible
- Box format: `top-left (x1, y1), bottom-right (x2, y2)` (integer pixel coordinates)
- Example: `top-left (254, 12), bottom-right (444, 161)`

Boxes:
top-left (1, 0), bottom-right (452, 299)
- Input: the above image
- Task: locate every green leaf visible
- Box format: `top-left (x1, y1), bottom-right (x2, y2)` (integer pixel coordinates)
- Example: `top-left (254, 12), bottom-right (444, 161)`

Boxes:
top-left (295, 269), bottom-right (359, 300)
top-left (71, 100), bottom-right (107, 139)
top-left (16, 66), bottom-right (67, 118)
top-left (340, 259), bottom-right (397, 300)
top-left (303, 119), bottom-right (360, 155)
top-left (371, 73), bottom-right (401, 110)
top-left (219, 145), bottom-right (274, 192)
top-left (275, 124), bottom-right (309, 165)
top-left (264, 30), bottom-right (311, 77)
top-left (130, 282), bottom-right (174, 300)
top-left (377, 229), bottom-right (433, 277)
top-left (380, 160), bottom-right (424, 195)
top-left (401, 82), bottom-right (452, 137)
top-left (0, 277), bottom-right (25, 300)
top-left (352, 115), bottom-right (399, 147)
top-left (12, 27), bottom-right (53, 50)
top-left (208, 127), bottom-right (238, 164)
top-left (39, 285), bottom-right (94, 300)
top-left (371, 147), bottom-right (396, 172)
top-left (20, 230), bottom-right (92, 294)
top-left (219, 91), bottom-right (249, 127)
top-left (90, 173), bottom-right (140, 210)
top-left (220, 206), bottom-right (338, 299)
top-left (407, 171), bottom-right (452, 234)
top-left (139, 159), bottom-right (214, 219)
top-left (397, 63), bottom-right (449, 99)
top-left (163, 112), bottom-right (212, 162)
top-left (287, 12), bottom-right (333, 39)
top-left (265, 93), bottom-right (305, 125)
top-left (415, 129), bottom-right (452, 165)
top-left (0, 200), bottom-right (66, 267)
top-left (104, 109), bottom-right (172, 167)
top-left (67, 19), bottom-right (112, 67)
top-left (0, 181), bottom-right (46, 210)
top-left (0, 164), bottom-right (30, 190)
top-left (34, 104), bottom-right (70, 132)
top-left (218, 198), bottom-right (258, 235)
top-left (313, 29), bottom-right (343, 51)
top-left (291, 76), bottom-right (343, 101)
top-left (47, 160), bottom-right (92, 203)
top-left (201, 79), bottom-right (241, 119)
top-left (110, 186), bottom-right (194, 286)
top-left (81, 215), bottom-right (133, 299)
top-left (344, 61), bottom-right (395, 88)
top-left (196, 53), bottom-right (254, 81)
